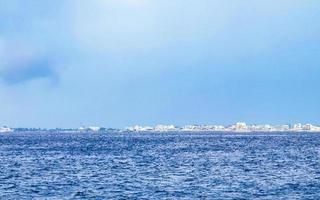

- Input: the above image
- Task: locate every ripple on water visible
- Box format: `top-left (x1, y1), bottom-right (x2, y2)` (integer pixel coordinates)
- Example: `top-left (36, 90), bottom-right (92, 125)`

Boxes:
top-left (0, 132), bottom-right (320, 199)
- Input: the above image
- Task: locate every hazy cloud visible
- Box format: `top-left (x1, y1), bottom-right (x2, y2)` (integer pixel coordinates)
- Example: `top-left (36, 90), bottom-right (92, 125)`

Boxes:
top-left (0, 38), bottom-right (57, 85)
top-left (0, 58), bottom-right (56, 85)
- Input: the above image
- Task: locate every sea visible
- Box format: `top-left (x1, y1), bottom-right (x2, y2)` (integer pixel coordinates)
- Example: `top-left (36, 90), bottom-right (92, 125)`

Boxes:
top-left (0, 132), bottom-right (320, 199)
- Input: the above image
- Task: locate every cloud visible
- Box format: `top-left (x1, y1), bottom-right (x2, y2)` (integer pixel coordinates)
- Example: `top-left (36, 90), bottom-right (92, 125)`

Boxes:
top-left (0, 1), bottom-right (69, 86)
top-left (0, 39), bottom-right (57, 85)
top-left (0, 58), bottom-right (57, 85)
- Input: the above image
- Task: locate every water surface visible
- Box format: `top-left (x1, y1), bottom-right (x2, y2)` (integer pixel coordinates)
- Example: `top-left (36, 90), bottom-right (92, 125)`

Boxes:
top-left (0, 132), bottom-right (320, 199)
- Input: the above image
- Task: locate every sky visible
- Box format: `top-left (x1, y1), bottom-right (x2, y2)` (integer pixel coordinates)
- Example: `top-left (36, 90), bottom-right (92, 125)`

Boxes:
top-left (0, 0), bottom-right (320, 128)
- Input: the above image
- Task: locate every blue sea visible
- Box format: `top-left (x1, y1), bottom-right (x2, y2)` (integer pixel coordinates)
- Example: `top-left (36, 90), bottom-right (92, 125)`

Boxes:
top-left (0, 132), bottom-right (320, 199)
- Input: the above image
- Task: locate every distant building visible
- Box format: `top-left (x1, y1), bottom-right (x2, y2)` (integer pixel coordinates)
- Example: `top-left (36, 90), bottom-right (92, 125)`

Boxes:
top-left (126, 125), bottom-right (153, 132)
top-left (0, 126), bottom-right (13, 133)
top-left (88, 126), bottom-right (101, 132)
top-left (293, 123), bottom-right (303, 131)
top-left (302, 124), bottom-right (320, 132)
top-left (182, 125), bottom-right (199, 131)
top-left (78, 126), bottom-right (103, 132)
top-left (234, 122), bottom-right (248, 132)
top-left (154, 125), bottom-right (177, 132)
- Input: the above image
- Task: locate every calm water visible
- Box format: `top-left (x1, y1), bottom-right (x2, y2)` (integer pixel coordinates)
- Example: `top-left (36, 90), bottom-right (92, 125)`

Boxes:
top-left (0, 132), bottom-right (320, 199)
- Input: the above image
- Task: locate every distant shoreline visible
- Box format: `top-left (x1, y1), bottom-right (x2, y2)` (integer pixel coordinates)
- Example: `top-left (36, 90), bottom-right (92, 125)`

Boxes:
top-left (2, 122), bottom-right (320, 133)
top-left (2, 130), bottom-right (320, 134)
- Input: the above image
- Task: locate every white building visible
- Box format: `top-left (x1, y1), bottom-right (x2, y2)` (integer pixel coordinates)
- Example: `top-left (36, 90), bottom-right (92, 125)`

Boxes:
top-left (154, 125), bottom-right (177, 132)
top-left (126, 125), bottom-right (153, 132)
top-left (272, 125), bottom-right (290, 132)
top-left (302, 124), bottom-right (320, 132)
top-left (234, 122), bottom-right (248, 132)
top-left (0, 126), bottom-right (13, 133)
top-left (88, 126), bottom-right (101, 132)
top-left (78, 126), bottom-right (102, 132)
top-left (292, 123), bottom-right (303, 131)
top-left (182, 125), bottom-right (199, 131)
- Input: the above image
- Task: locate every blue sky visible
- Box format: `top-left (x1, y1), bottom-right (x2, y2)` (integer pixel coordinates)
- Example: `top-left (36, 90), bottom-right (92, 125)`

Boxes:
top-left (0, 0), bottom-right (320, 128)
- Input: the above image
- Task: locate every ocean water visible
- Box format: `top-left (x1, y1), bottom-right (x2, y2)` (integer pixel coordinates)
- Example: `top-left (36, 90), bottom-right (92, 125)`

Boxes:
top-left (0, 132), bottom-right (320, 199)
